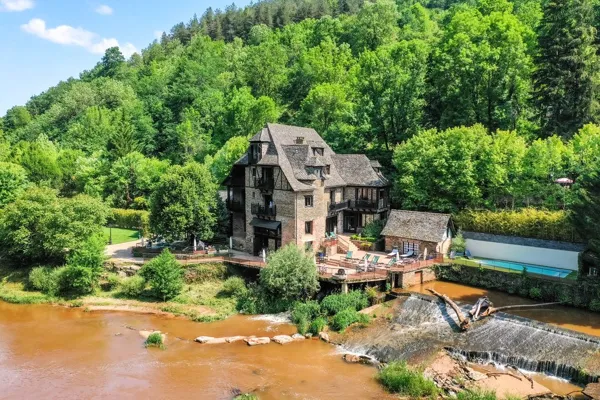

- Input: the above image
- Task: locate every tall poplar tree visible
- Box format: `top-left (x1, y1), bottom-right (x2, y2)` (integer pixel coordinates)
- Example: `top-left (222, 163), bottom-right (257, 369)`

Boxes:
top-left (533, 0), bottom-right (599, 138)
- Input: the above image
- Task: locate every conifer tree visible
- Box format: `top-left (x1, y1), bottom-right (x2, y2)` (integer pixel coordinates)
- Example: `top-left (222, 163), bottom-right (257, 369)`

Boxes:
top-left (533, 0), bottom-right (599, 138)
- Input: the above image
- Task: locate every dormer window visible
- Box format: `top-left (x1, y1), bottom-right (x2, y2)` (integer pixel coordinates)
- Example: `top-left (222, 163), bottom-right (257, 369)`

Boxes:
top-left (314, 167), bottom-right (323, 178)
top-left (313, 147), bottom-right (324, 156)
top-left (250, 144), bottom-right (262, 163)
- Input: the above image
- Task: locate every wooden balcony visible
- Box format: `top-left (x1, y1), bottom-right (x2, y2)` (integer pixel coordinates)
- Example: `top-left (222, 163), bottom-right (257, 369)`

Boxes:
top-left (251, 203), bottom-right (277, 218)
top-left (349, 199), bottom-right (389, 212)
top-left (328, 201), bottom-right (350, 214)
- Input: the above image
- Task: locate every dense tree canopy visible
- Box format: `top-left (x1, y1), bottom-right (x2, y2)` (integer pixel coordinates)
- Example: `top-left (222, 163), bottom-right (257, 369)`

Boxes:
top-left (1, 0), bottom-right (600, 226)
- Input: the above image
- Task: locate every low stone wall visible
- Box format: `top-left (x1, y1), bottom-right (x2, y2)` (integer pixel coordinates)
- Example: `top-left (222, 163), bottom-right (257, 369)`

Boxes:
top-left (434, 264), bottom-right (600, 312)
top-left (393, 266), bottom-right (437, 289)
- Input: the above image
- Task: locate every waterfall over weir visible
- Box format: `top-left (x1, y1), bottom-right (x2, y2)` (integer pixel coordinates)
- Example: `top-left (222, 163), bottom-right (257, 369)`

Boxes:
top-left (342, 294), bottom-right (600, 383)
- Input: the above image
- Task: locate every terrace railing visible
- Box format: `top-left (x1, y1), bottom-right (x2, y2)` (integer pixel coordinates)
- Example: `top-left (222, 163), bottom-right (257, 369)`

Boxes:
top-left (251, 203), bottom-right (277, 217)
top-left (349, 199), bottom-right (389, 211)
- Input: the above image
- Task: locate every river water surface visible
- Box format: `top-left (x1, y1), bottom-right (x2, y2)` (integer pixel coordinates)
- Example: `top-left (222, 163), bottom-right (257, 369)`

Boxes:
top-left (0, 301), bottom-right (389, 400)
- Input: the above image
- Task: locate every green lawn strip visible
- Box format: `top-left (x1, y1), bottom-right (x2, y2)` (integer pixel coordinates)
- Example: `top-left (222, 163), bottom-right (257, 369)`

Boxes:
top-left (103, 227), bottom-right (140, 245)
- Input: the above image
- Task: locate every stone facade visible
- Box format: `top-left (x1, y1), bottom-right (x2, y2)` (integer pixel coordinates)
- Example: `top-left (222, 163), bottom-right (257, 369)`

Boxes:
top-left (385, 236), bottom-right (451, 256)
top-left (224, 124), bottom-right (390, 256)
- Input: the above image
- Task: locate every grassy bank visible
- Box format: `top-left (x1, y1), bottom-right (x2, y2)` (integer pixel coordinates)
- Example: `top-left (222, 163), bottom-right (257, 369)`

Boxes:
top-left (0, 262), bottom-right (242, 321)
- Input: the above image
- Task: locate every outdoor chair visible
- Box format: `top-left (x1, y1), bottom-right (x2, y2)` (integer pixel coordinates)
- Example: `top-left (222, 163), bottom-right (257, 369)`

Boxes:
top-left (345, 251), bottom-right (353, 260)
top-left (399, 250), bottom-right (415, 258)
top-left (369, 255), bottom-right (380, 268)
top-left (359, 254), bottom-right (371, 264)
top-left (385, 257), bottom-right (397, 268)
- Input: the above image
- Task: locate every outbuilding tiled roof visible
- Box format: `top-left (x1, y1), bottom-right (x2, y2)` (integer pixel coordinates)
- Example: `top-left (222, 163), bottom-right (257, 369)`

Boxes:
top-left (381, 210), bottom-right (451, 243)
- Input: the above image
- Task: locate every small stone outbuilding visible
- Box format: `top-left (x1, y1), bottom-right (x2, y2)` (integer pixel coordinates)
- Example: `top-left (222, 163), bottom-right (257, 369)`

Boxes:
top-left (381, 210), bottom-right (454, 256)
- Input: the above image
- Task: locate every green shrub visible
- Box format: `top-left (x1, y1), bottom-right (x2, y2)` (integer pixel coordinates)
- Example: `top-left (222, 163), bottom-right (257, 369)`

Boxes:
top-left (451, 231), bottom-right (467, 253)
top-left (120, 275), bottom-right (146, 297)
top-left (456, 389), bottom-right (497, 400)
top-left (28, 267), bottom-right (61, 295)
top-left (377, 361), bottom-right (438, 397)
top-left (331, 307), bottom-right (367, 331)
top-left (529, 287), bottom-right (542, 300)
top-left (589, 299), bottom-right (600, 312)
top-left (184, 263), bottom-right (227, 283)
top-left (259, 244), bottom-right (320, 303)
top-left (309, 316), bottom-right (327, 335)
top-left (145, 332), bottom-right (164, 348)
top-left (234, 394), bottom-right (258, 400)
top-left (361, 219), bottom-right (385, 238)
top-left (108, 208), bottom-right (150, 236)
top-left (104, 273), bottom-right (122, 291)
top-left (140, 249), bottom-right (183, 301)
top-left (365, 286), bottom-right (378, 305)
top-left (221, 276), bottom-right (247, 297)
top-left (291, 301), bottom-right (322, 323)
top-left (321, 291), bottom-right (369, 316)
top-left (67, 233), bottom-right (106, 271)
top-left (59, 265), bottom-right (96, 296)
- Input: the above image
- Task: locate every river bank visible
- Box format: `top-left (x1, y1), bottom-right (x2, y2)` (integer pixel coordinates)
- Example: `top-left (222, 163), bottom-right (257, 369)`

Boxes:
top-left (0, 263), bottom-right (240, 322)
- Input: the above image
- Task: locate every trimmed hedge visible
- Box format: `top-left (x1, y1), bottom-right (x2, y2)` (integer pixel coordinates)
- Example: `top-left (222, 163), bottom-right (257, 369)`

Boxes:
top-left (108, 208), bottom-right (150, 236)
top-left (454, 208), bottom-right (580, 243)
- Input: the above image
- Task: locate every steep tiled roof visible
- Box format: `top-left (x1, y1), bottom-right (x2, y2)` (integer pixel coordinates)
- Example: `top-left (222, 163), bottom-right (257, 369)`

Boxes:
top-left (330, 154), bottom-right (388, 187)
top-left (381, 210), bottom-right (451, 243)
top-left (241, 123), bottom-right (389, 192)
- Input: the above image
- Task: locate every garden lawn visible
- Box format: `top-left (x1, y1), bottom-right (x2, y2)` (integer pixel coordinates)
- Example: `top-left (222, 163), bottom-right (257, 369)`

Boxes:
top-left (103, 227), bottom-right (140, 245)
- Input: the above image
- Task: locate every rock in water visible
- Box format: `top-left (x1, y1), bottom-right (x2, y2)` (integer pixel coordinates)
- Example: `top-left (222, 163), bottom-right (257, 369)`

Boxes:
top-left (272, 335), bottom-right (293, 345)
top-left (194, 336), bottom-right (227, 344)
top-left (319, 332), bottom-right (330, 343)
top-left (225, 336), bottom-right (251, 343)
top-left (291, 333), bottom-right (305, 341)
top-left (244, 337), bottom-right (271, 346)
top-left (304, 333), bottom-right (313, 339)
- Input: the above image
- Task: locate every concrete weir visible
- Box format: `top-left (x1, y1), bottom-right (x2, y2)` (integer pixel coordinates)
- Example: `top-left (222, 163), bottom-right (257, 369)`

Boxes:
top-left (341, 294), bottom-right (600, 383)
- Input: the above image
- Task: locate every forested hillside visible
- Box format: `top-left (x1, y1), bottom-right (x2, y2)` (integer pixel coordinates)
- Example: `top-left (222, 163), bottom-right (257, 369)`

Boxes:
top-left (1, 0), bottom-right (600, 216)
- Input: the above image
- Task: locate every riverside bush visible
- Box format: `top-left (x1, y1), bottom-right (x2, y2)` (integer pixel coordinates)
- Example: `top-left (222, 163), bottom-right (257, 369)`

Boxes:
top-left (140, 249), bottom-right (183, 301)
top-left (28, 267), bottom-right (61, 295)
top-left (221, 276), bottom-right (247, 297)
top-left (58, 265), bottom-right (96, 296)
top-left (457, 389), bottom-right (498, 400)
top-left (331, 307), bottom-right (369, 331)
top-left (120, 275), bottom-right (146, 297)
top-left (291, 301), bottom-right (322, 334)
top-left (309, 316), bottom-right (327, 335)
top-left (529, 287), bottom-right (542, 300)
top-left (104, 273), bottom-right (122, 291)
top-left (321, 291), bottom-right (369, 316)
top-left (184, 263), bottom-right (227, 284)
top-left (377, 361), bottom-right (438, 397)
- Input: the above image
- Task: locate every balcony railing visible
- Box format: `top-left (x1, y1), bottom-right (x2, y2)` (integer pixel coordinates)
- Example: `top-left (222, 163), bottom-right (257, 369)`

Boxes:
top-left (227, 200), bottom-right (245, 213)
top-left (251, 203), bottom-right (277, 217)
top-left (328, 200), bottom-right (349, 213)
top-left (349, 199), bottom-right (389, 211)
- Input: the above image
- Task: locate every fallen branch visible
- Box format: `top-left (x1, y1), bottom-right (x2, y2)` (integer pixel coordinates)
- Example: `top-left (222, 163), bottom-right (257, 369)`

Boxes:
top-left (488, 302), bottom-right (561, 314)
top-left (486, 372), bottom-right (523, 381)
top-left (508, 365), bottom-right (534, 389)
top-left (427, 288), bottom-right (470, 331)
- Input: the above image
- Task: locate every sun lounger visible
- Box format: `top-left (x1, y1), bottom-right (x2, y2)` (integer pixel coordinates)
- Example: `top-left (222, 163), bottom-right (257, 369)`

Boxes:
top-left (385, 258), bottom-right (397, 268)
top-left (359, 254), bottom-right (371, 263)
top-left (465, 249), bottom-right (472, 259)
top-left (345, 251), bottom-right (353, 260)
top-left (399, 250), bottom-right (415, 258)
top-left (387, 248), bottom-right (399, 257)
top-left (369, 255), bottom-right (380, 267)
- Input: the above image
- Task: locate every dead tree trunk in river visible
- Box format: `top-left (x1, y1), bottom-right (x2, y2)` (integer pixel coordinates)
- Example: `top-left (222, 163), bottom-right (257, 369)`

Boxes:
top-left (427, 288), bottom-right (471, 331)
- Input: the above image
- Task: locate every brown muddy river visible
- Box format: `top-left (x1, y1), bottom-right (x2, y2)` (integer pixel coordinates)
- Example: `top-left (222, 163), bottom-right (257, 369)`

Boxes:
top-left (0, 302), bottom-right (389, 400)
top-left (414, 281), bottom-right (600, 337)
